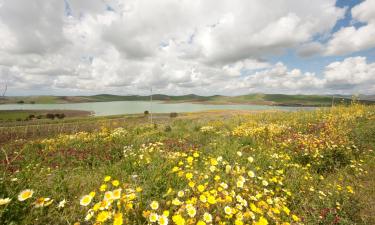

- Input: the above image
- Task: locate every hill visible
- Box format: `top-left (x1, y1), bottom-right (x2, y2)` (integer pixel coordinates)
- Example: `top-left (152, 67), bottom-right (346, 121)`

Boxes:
top-left (0, 93), bottom-right (374, 106)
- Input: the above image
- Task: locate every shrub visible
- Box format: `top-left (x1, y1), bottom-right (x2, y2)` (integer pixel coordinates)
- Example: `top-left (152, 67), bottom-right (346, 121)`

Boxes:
top-left (170, 112), bottom-right (178, 118)
top-left (46, 113), bottom-right (55, 120)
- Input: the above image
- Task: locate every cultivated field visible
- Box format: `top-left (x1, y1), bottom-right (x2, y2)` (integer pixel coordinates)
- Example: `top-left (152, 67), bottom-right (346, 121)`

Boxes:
top-left (0, 104), bottom-right (374, 225)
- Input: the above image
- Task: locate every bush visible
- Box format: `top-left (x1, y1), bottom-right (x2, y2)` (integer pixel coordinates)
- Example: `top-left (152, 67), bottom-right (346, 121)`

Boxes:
top-left (144, 110), bottom-right (149, 115)
top-left (56, 113), bottom-right (66, 119)
top-left (170, 112), bottom-right (178, 118)
top-left (164, 125), bottom-right (172, 132)
top-left (46, 113), bottom-right (55, 120)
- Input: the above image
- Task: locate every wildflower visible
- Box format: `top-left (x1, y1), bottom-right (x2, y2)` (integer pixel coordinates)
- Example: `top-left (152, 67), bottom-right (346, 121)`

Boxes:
top-left (197, 221), bottom-right (206, 225)
top-left (247, 156), bottom-right (254, 163)
top-left (185, 173), bottom-right (193, 180)
top-left (292, 214), bottom-right (300, 222)
top-left (207, 195), bottom-right (216, 204)
top-left (100, 184), bottom-right (107, 192)
top-left (163, 210), bottom-right (170, 217)
top-left (186, 205), bottom-right (196, 218)
top-left (173, 198), bottom-right (183, 205)
top-left (254, 216), bottom-right (268, 225)
top-left (149, 213), bottom-right (159, 222)
top-left (150, 200), bottom-right (159, 210)
top-left (34, 197), bottom-right (52, 208)
top-left (197, 184), bottom-right (205, 192)
top-left (224, 206), bottom-right (233, 215)
top-left (199, 195), bottom-right (207, 203)
top-left (159, 215), bottom-right (169, 225)
top-left (103, 191), bottom-right (114, 200)
top-left (0, 198), bottom-right (11, 205)
top-left (85, 210), bottom-right (94, 221)
top-left (113, 188), bottom-right (122, 199)
top-left (80, 195), bottom-right (92, 206)
top-left (18, 189), bottom-right (34, 201)
top-left (178, 191), bottom-right (185, 197)
top-left (203, 212), bottom-right (212, 223)
top-left (96, 211), bottom-right (110, 222)
top-left (112, 180), bottom-right (120, 187)
top-left (104, 176), bottom-right (111, 182)
top-left (172, 214), bottom-right (185, 225)
top-left (114, 212), bottom-right (123, 225)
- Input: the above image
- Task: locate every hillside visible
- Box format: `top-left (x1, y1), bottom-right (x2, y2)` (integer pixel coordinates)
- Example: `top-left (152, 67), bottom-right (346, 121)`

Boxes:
top-left (0, 93), bottom-right (373, 106)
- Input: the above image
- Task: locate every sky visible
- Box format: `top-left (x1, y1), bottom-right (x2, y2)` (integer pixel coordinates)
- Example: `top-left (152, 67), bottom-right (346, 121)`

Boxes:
top-left (0, 0), bottom-right (374, 96)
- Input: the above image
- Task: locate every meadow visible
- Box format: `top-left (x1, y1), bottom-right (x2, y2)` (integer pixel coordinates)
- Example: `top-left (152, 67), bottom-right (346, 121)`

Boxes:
top-left (0, 104), bottom-right (374, 225)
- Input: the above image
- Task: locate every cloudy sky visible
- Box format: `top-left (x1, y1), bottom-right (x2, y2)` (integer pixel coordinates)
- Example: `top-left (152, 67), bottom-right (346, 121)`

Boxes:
top-left (0, 0), bottom-right (374, 96)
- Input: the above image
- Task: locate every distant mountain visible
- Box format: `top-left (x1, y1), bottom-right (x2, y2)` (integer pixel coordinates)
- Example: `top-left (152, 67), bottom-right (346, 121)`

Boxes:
top-left (0, 93), bottom-right (374, 106)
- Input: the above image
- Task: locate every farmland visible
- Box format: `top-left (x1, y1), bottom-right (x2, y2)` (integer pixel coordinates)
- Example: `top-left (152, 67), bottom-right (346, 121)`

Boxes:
top-left (0, 104), bottom-right (374, 225)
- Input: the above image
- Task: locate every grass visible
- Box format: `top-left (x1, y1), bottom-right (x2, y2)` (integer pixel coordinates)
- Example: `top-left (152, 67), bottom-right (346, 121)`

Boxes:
top-left (0, 104), bottom-right (374, 224)
top-left (0, 110), bottom-right (91, 122)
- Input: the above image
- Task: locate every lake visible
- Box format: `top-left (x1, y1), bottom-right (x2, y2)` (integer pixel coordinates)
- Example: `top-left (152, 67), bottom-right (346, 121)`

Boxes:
top-left (0, 101), bottom-right (314, 116)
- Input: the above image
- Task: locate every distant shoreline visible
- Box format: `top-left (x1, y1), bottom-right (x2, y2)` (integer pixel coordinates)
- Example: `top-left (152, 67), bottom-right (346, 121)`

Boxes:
top-left (1, 93), bottom-right (372, 107)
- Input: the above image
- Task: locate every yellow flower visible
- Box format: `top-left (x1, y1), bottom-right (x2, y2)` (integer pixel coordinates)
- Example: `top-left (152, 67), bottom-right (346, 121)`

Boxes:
top-left (112, 180), bottom-right (120, 187)
top-left (235, 219), bottom-right (244, 225)
top-left (186, 205), bottom-right (196, 218)
top-left (178, 191), bottom-right (185, 197)
top-left (150, 200), bottom-right (159, 210)
top-left (197, 221), bottom-right (206, 225)
top-left (199, 195), bottom-right (207, 203)
top-left (158, 215), bottom-right (169, 225)
top-left (113, 188), bottom-right (122, 200)
top-left (89, 191), bottom-right (96, 197)
top-left (248, 171), bottom-right (255, 178)
top-left (254, 216), bottom-right (268, 225)
top-left (100, 184), bottom-right (107, 192)
top-left (18, 189), bottom-right (34, 201)
top-left (104, 176), bottom-right (111, 182)
top-left (97, 211), bottom-right (110, 222)
top-left (197, 185), bottom-right (205, 192)
top-left (149, 212), bottom-right (159, 222)
top-left (114, 212), bottom-right (123, 225)
top-left (104, 191), bottom-right (114, 200)
top-left (163, 210), bottom-right (170, 217)
top-left (80, 195), bottom-right (92, 206)
top-left (172, 198), bottom-right (183, 206)
top-left (33, 197), bottom-right (52, 208)
top-left (172, 214), bottom-right (185, 225)
top-left (0, 198), bottom-right (11, 205)
top-left (203, 212), bottom-right (212, 223)
top-left (292, 214), bottom-right (300, 222)
top-left (186, 173), bottom-right (193, 180)
top-left (224, 206), bottom-right (232, 215)
top-left (207, 195), bottom-right (216, 204)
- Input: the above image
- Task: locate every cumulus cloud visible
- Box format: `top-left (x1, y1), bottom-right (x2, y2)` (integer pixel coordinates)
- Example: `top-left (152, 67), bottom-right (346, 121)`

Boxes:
top-left (325, 0), bottom-right (375, 56)
top-left (0, 0), bottom-right (373, 95)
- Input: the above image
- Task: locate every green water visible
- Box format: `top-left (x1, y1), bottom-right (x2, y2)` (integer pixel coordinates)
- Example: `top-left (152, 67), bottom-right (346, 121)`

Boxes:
top-left (0, 101), bottom-right (314, 116)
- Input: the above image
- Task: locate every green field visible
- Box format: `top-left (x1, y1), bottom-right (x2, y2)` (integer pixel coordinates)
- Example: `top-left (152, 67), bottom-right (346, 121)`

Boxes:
top-left (0, 104), bottom-right (374, 224)
top-left (0, 110), bottom-right (91, 122)
top-left (1, 94), bottom-right (373, 106)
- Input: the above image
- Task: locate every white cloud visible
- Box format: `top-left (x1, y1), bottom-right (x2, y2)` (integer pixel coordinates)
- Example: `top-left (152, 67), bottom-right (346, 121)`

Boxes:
top-left (325, 0), bottom-right (375, 56)
top-left (1, 0), bottom-right (373, 96)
